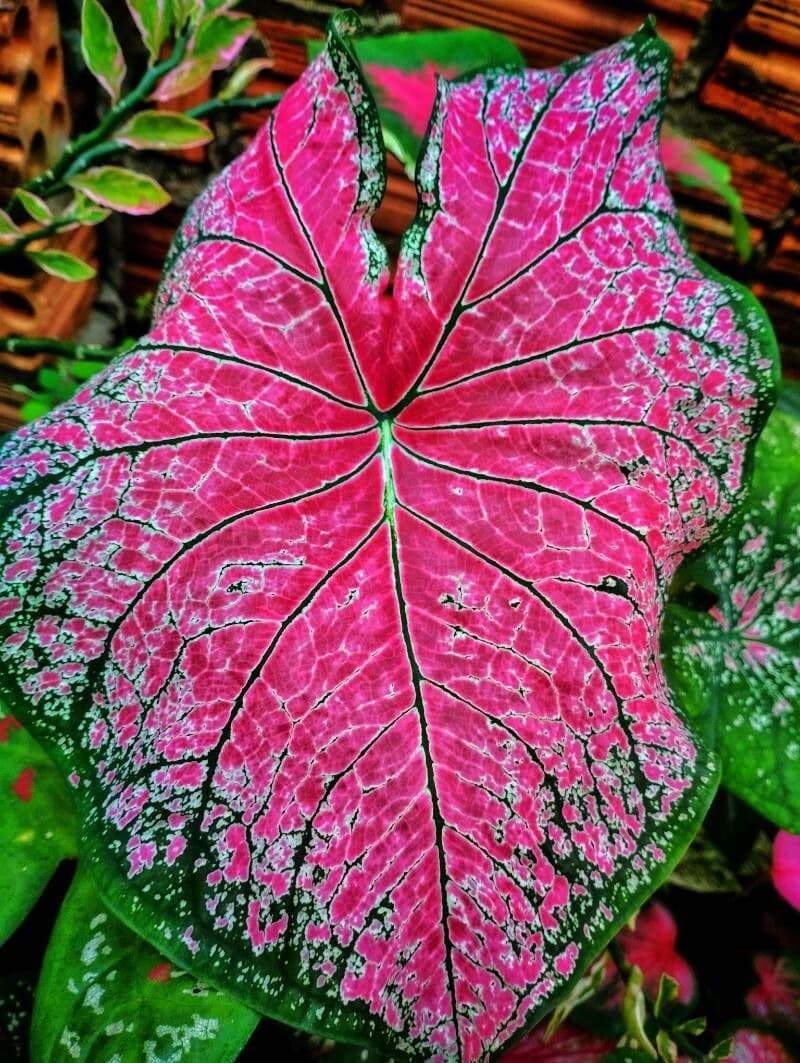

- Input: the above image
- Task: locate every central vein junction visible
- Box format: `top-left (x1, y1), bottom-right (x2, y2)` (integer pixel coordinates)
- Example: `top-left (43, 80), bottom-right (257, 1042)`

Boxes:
top-left (379, 418), bottom-right (397, 526)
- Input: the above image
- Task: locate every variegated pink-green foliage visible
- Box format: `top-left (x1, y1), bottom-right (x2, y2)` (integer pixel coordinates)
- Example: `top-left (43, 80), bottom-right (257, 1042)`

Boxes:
top-left (0, 16), bottom-right (776, 1062)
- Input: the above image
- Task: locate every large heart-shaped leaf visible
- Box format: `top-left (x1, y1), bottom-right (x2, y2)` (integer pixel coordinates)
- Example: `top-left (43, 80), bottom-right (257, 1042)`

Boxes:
top-left (663, 408), bottom-right (800, 832)
top-left (0, 15), bottom-right (777, 1061)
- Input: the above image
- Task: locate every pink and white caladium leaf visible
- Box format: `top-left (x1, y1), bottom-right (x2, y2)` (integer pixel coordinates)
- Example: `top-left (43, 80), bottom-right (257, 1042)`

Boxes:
top-left (663, 409), bottom-right (800, 833)
top-left (306, 29), bottom-right (524, 176)
top-left (0, 13), bottom-right (777, 1062)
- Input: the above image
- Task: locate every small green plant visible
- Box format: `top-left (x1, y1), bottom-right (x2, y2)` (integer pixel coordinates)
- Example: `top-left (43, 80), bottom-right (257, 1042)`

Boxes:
top-left (0, 0), bottom-right (278, 418)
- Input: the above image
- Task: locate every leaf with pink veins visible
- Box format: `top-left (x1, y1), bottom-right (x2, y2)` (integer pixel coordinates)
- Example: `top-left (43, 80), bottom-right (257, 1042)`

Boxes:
top-left (0, 13), bottom-right (777, 1061)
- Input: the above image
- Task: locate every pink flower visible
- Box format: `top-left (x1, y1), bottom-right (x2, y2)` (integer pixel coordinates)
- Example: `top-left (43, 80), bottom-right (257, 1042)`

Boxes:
top-left (772, 831), bottom-right (800, 909)
top-left (365, 63), bottom-right (450, 138)
top-left (725, 1028), bottom-right (794, 1062)
top-left (746, 954), bottom-right (800, 1033)
top-left (499, 1021), bottom-right (614, 1061)
top-left (617, 902), bottom-right (696, 1003)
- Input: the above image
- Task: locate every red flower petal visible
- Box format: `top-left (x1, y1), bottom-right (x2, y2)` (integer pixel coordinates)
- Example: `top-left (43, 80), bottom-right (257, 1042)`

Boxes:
top-left (772, 831), bottom-right (800, 910)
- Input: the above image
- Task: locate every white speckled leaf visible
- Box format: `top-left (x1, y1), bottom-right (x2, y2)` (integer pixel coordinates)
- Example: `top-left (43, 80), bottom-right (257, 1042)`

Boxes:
top-left (32, 868), bottom-right (259, 1063)
top-left (664, 408), bottom-right (800, 832)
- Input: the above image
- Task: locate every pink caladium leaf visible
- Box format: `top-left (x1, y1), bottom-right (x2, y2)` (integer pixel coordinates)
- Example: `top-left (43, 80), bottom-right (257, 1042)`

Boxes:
top-left (0, 13), bottom-right (777, 1061)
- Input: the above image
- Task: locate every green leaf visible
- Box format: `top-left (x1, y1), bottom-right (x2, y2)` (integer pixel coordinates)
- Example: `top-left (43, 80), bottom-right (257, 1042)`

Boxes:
top-left (668, 829), bottom-right (742, 893)
top-left (15, 189), bottom-right (52, 225)
top-left (308, 29), bottom-right (524, 175)
top-left (778, 376), bottom-right (800, 418)
top-left (36, 367), bottom-right (64, 392)
top-left (81, 0), bottom-right (126, 102)
top-left (676, 1017), bottom-right (706, 1036)
top-left (27, 250), bottom-right (97, 282)
top-left (36, 365), bottom-right (79, 403)
top-left (31, 868), bottom-right (259, 1063)
top-left (655, 1030), bottom-right (677, 1063)
top-left (68, 359), bottom-right (109, 380)
top-left (72, 191), bottom-right (112, 226)
top-left (707, 1038), bottom-right (734, 1062)
top-left (117, 110), bottom-right (213, 149)
top-left (661, 124), bottom-right (752, 262)
top-left (0, 713), bottom-right (76, 944)
top-left (653, 975), bottom-right (679, 1019)
top-left (192, 12), bottom-right (254, 66)
top-left (19, 398), bottom-right (56, 423)
top-left (68, 166), bottom-right (171, 215)
top-left (622, 966), bottom-right (656, 1058)
top-left (0, 208), bottom-right (21, 241)
top-left (218, 57), bottom-right (273, 100)
top-left (170, 0), bottom-right (193, 30)
top-left (663, 408), bottom-right (800, 831)
top-left (0, 972), bottom-right (35, 1058)
top-left (126, 0), bottom-right (173, 64)
top-left (152, 53), bottom-right (215, 100)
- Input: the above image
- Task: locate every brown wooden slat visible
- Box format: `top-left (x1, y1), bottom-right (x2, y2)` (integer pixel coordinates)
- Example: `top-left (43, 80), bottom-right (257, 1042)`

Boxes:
top-left (400, 0), bottom-right (707, 67)
top-left (255, 18), bottom-right (322, 80)
top-left (700, 0), bottom-right (800, 141)
top-left (746, 0), bottom-right (800, 54)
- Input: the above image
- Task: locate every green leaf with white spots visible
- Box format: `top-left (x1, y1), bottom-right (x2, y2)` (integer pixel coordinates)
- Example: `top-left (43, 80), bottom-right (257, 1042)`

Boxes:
top-left (31, 868), bottom-right (259, 1063)
top-left (0, 712), bottom-right (76, 945)
top-left (0, 972), bottom-right (35, 1058)
top-left (663, 408), bottom-right (800, 832)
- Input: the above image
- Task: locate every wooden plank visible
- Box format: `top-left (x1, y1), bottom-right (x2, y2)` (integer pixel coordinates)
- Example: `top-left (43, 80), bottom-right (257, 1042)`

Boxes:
top-left (255, 18), bottom-right (322, 80)
top-left (400, 0), bottom-right (708, 67)
top-left (701, 0), bottom-right (800, 141)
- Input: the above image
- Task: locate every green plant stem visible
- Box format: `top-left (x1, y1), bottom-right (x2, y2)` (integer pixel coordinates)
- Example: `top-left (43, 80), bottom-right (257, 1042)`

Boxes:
top-left (5, 88), bottom-right (283, 214)
top-left (187, 92), bottom-right (283, 119)
top-left (0, 337), bottom-right (131, 362)
top-left (0, 216), bottom-right (79, 257)
top-left (8, 32), bottom-right (191, 212)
